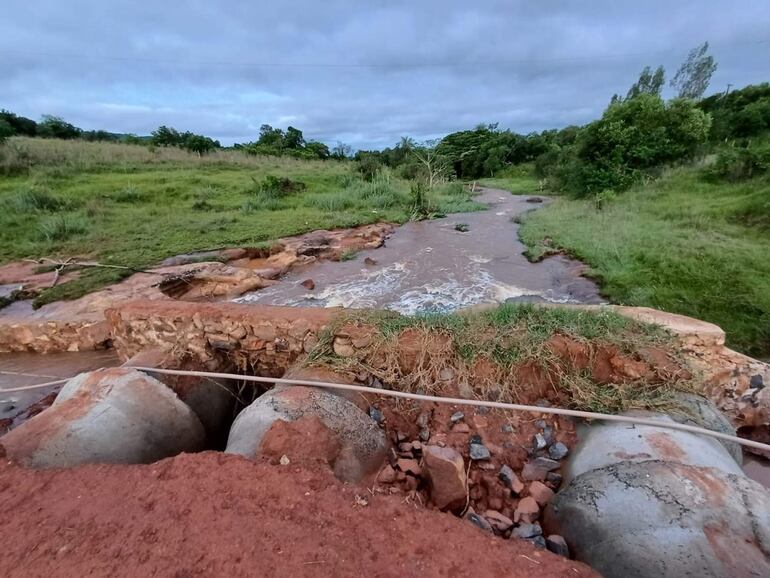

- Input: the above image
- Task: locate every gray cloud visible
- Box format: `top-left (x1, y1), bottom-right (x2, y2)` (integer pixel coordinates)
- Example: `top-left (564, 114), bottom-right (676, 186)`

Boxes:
top-left (1, 0), bottom-right (768, 148)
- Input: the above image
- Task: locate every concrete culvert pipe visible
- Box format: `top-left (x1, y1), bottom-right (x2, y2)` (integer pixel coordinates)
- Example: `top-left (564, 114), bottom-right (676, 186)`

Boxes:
top-left (225, 385), bottom-right (388, 482)
top-left (545, 394), bottom-right (770, 577)
top-left (0, 368), bottom-right (206, 468)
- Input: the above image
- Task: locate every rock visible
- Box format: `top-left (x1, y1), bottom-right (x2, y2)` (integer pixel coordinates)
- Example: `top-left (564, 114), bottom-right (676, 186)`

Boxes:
top-left (526, 197), bottom-right (544, 203)
top-left (438, 367), bottom-right (454, 381)
top-left (511, 523), bottom-right (543, 539)
top-left (450, 411), bottom-right (465, 423)
top-left (469, 442), bottom-right (491, 461)
top-left (332, 338), bottom-right (355, 357)
top-left (417, 411), bottom-right (430, 428)
top-left (483, 510), bottom-right (514, 533)
top-left (369, 406), bottom-right (384, 424)
top-left (501, 423), bottom-right (513, 433)
top-left (522, 457), bottom-right (560, 481)
top-left (548, 441), bottom-right (569, 461)
top-left (451, 422), bottom-right (471, 433)
top-left (498, 465), bottom-right (525, 495)
top-left (528, 481), bottom-right (555, 506)
top-left (396, 458), bottom-right (422, 477)
top-left (422, 445), bottom-right (467, 511)
top-left (750, 374), bottom-right (764, 388)
top-left (300, 279), bottom-right (315, 290)
top-left (419, 427), bottom-right (431, 442)
top-left (225, 385), bottom-right (387, 483)
top-left (546, 472), bottom-right (563, 487)
top-left (546, 535), bottom-right (570, 558)
top-left (377, 464), bottom-right (397, 483)
top-left (514, 497), bottom-right (540, 524)
top-left (464, 508), bottom-right (493, 532)
top-left (0, 368), bottom-right (205, 468)
top-left (528, 535), bottom-right (547, 549)
top-left (546, 461), bottom-right (770, 578)
top-left (364, 257), bottom-right (377, 266)
top-left (533, 433), bottom-right (547, 451)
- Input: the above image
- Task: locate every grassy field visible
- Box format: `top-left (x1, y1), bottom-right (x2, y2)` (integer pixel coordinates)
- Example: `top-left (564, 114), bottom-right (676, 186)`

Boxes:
top-left (518, 166), bottom-right (770, 356)
top-left (0, 137), bottom-right (482, 305)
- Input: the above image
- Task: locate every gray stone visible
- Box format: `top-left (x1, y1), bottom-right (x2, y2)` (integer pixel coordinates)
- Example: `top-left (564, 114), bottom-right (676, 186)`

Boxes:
top-left (511, 523), bottom-right (542, 539)
top-left (226, 385), bottom-right (387, 482)
top-left (369, 406), bottom-right (384, 424)
top-left (545, 461), bottom-right (770, 578)
top-left (548, 442), bottom-right (569, 461)
top-left (563, 410), bottom-right (743, 486)
top-left (0, 368), bottom-right (205, 468)
top-left (419, 427), bottom-right (431, 442)
top-left (527, 536), bottom-right (547, 549)
top-left (450, 411), bottom-right (465, 423)
top-left (464, 509), bottom-right (493, 533)
top-left (469, 442), bottom-right (491, 461)
top-left (546, 472), bottom-right (563, 487)
top-left (546, 535), bottom-right (570, 558)
top-left (501, 423), bottom-right (513, 433)
top-left (533, 433), bottom-right (547, 451)
top-left (750, 374), bottom-right (764, 388)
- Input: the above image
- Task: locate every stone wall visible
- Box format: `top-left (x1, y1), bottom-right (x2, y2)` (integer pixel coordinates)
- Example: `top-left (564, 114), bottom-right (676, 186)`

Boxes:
top-left (0, 318), bottom-right (110, 353)
top-left (106, 301), bottom-right (340, 375)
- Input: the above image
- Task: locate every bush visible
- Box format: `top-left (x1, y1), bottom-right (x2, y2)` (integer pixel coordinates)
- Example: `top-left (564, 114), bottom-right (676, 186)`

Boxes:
top-left (355, 156), bottom-right (383, 181)
top-left (705, 142), bottom-right (770, 181)
top-left (558, 95), bottom-right (711, 196)
top-left (254, 175), bottom-right (306, 199)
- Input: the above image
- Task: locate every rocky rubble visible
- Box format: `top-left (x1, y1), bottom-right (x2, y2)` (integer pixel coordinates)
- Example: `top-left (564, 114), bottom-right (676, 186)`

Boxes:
top-left (368, 396), bottom-right (574, 558)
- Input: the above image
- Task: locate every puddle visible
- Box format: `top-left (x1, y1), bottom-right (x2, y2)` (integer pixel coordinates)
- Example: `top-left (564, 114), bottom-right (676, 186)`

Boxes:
top-left (1, 350), bottom-right (120, 428)
top-left (236, 188), bottom-right (603, 313)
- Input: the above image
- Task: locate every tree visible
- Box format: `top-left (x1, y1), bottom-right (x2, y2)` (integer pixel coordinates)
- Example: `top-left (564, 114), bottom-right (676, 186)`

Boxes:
top-left (626, 66), bottom-right (665, 99)
top-left (37, 115), bottom-right (81, 139)
top-left (258, 124), bottom-right (285, 148)
top-left (0, 119), bottom-right (13, 143)
top-left (283, 126), bottom-right (305, 149)
top-left (412, 140), bottom-right (451, 188)
top-left (0, 110), bottom-right (37, 136)
top-left (331, 142), bottom-right (352, 160)
top-left (671, 42), bottom-right (717, 100)
top-left (181, 133), bottom-right (219, 155)
top-left (151, 125), bottom-right (182, 147)
top-left (305, 141), bottom-right (330, 159)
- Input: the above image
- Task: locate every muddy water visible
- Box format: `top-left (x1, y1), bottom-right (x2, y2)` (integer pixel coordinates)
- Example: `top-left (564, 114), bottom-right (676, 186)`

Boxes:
top-left (237, 188), bottom-right (603, 312)
top-left (0, 350), bottom-right (119, 427)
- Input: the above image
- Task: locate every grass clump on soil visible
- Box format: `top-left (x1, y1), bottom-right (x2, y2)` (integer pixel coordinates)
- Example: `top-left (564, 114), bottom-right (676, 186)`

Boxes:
top-left (307, 303), bottom-right (692, 415)
top-left (0, 138), bottom-right (482, 306)
top-left (518, 165), bottom-right (770, 356)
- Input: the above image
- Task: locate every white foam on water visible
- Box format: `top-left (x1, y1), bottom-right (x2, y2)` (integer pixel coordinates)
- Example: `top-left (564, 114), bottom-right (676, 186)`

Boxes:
top-left (468, 255), bottom-right (492, 264)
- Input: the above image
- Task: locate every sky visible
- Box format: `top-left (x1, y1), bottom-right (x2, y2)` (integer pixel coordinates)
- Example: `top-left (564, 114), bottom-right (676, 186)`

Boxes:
top-left (1, 1), bottom-right (769, 149)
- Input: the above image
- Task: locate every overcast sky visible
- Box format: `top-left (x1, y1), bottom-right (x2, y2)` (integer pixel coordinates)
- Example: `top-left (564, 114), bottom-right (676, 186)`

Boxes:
top-left (1, 1), bottom-right (769, 149)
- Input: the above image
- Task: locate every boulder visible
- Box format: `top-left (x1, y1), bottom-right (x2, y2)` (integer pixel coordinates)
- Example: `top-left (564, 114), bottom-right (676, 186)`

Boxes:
top-left (546, 461), bottom-right (770, 578)
top-left (0, 368), bottom-right (205, 468)
top-left (422, 445), bottom-right (467, 511)
top-left (225, 385), bottom-right (387, 482)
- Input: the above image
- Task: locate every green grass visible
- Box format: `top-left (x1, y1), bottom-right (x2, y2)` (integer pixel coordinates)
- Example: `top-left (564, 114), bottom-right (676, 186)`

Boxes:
top-left (477, 164), bottom-right (545, 194)
top-left (519, 166), bottom-right (770, 356)
top-left (0, 138), bottom-right (482, 306)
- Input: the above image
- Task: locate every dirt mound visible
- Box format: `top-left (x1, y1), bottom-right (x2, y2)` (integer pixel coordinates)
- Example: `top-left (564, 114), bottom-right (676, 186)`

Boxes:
top-left (0, 452), bottom-right (596, 578)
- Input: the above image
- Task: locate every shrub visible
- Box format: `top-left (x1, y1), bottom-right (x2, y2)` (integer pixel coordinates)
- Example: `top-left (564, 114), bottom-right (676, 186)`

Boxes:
top-left (561, 94), bottom-right (711, 196)
top-left (254, 175), bottom-right (306, 199)
top-left (705, 142), bottom-right (770, 181)
top-left (355, 156), bottom-right (383, 181)
top-left (37, 215), bottom-right (88, 241)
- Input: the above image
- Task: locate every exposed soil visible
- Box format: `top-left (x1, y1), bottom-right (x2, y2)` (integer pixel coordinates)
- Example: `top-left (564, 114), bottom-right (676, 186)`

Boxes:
top-left (0, 452), bottom-right (597, 578)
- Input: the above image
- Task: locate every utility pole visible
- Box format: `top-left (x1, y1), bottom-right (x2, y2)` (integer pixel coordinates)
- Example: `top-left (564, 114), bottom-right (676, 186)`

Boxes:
top-left (725, 83), bottom-right (733, 95)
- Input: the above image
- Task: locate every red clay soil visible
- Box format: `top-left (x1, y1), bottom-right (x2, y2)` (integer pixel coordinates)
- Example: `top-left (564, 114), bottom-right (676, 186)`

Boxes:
top-left (0, 453), bottom-right (597, 578)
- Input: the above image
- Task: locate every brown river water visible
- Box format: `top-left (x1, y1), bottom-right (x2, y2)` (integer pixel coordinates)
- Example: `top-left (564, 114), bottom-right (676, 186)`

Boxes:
top-left (236, 188), bottom-right (603, 312)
